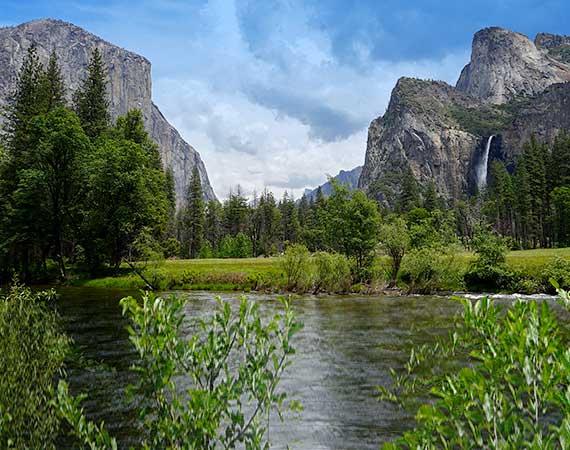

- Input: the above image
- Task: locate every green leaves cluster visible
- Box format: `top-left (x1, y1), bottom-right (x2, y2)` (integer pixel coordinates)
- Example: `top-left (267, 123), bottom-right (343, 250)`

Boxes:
top-left (119, 291), bottom-right (303, 449)
top-left (0, 282), bottom-right (70, 449)
top-left (382, 290), bottom-right (570, 449)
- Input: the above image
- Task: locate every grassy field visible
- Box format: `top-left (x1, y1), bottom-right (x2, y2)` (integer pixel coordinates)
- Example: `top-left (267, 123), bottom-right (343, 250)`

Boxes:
top-left (76, 248), bottom-right (570, 293)
top-left (77, 257), bottom-right (284, 291)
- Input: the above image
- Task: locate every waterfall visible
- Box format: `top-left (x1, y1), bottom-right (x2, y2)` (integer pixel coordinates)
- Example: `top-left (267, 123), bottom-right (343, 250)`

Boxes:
top-left (477, 135), bottom-right (494, 190)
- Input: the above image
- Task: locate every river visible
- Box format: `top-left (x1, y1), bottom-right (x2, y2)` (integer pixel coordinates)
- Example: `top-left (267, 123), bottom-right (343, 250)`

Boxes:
top-left (55, 287), bottom-right (557, 449)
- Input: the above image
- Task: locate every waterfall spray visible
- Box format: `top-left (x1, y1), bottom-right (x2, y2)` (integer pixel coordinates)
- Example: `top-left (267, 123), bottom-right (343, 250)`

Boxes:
top-left (477, 135), bottom-right (494, 190)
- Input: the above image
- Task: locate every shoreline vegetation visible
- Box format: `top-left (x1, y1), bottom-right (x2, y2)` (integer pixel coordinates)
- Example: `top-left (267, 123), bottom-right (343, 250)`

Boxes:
top-left (69, 247), bottom-right (570, 295)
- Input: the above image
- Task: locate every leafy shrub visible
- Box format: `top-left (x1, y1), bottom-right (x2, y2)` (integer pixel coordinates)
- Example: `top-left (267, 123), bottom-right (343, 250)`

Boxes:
top-left (464, 232), bottom-right (513, 292)
top-left (471, 232), bottom-right (508, 267)
top-left (541, 257), bottom-right (570, 293)
top-left (464, 264), bottom-right (518, 292)
top-left (399, 246), bottom-right (461, 294)
top-left (312, 252), bottom-right (352, 294)
top-left (382, 290), bottom-right (570, 449)
top-left (280, 244), bottom-right (311, 291)
top-left (0, 282), bottom-right (70, 449)
top-left (162, 237), bottom-right (181, 258)
top-left (218, 233), bottom-right (253, 258)
top-left (117, 292), bottom-right (302, 449)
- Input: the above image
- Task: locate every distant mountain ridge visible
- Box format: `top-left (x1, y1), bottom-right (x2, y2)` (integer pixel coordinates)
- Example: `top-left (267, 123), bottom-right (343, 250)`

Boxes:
top-left (303, 166), bottom-right (363, 201)
top-left (0, 19), bottom-right (216, 206)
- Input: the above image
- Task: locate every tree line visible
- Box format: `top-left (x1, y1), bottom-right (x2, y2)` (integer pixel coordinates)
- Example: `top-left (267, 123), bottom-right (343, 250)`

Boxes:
top-left (484, 133), bottom-right (570, 249)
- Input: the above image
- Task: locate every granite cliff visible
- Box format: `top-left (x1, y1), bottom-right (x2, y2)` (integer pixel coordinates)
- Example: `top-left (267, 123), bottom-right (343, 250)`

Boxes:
top-left (0, 19), bottom-right (216, 206)
top-left (359, 27), bottom-right (570, 205)
top-left (303, 166), bottom-right (362, 201)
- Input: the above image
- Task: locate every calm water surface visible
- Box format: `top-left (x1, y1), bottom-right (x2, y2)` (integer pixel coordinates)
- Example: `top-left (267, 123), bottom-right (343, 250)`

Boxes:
top-left (56, 288), bottom-right (547, 449)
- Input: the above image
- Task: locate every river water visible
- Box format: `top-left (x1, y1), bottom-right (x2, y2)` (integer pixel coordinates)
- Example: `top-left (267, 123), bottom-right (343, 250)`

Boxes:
top-left (55, 288), bottom-right (555, 449)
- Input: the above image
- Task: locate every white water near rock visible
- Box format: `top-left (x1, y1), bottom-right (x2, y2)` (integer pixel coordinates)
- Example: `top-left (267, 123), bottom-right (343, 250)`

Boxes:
top-left (477, 135), bottom-right (494, 189)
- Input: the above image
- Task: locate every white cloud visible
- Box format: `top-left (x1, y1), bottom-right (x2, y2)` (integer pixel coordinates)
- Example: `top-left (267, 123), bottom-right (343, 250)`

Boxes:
top-left (152, 0), bottom-right (469, 200)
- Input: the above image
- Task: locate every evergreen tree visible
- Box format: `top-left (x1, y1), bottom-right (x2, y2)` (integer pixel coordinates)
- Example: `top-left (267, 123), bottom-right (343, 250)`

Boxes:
top-left (73, 48), bottom-right (110, 140)
top-left (487, 160), bottom-right (515, 237)
top-left (3, 45), bottom-right (45, 158)
top-left (223, 186), bottom-right (248, 236)
top-left (514, 160), bottom-right (532, 248)
top-left (39, 50), bottom-right (65, 112)
top-left (520, 137), bottom-right (548, 247)
top-left (184, 167), bottom-right (205, 259)
top-left (550, 131), bottom-right (570, 189)
top-left (423, 181), bottom-right (438, 212)
top-left (0, 45), bottom-right (47, 280)
top-left (204, 200), bottom-right (223, 255)
top-left (551, 187), bottom-right (570, 247)
top-left (279, 192), bottom-right (300, 247)
top-left (259, 189), bottom-right (280, 255)
top-left (113, 109), bottom-right (162, 170)
top-left (398, 166), bottom-right (421, 213)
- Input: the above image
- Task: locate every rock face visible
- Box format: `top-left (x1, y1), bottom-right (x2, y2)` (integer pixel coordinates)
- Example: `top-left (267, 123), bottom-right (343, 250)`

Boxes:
top-left (0, 19), bottom-right (216, 206)
top-left (303, 166), bottom-right (362, 201)
top-left (359, 27), bottom-right (570, 205)
top-left (456, 27), bottom-right (570, 104)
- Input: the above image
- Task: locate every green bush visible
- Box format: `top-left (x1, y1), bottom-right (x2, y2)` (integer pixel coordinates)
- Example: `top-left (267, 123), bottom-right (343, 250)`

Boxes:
top-left (399, 246), bottom-right (462, 294)
top-left (382, 290), bottom-right (570, 448)
top-left (0, 282), bottom-right (70, 449)
top-left (218, 233), bottom-right (253, 258)
top-left (541, 257), bottom-right (570, 293)
top-left (280, 244), bottom-right (311, 291)
top-left (464, 264), bottom-right (518, 292)
top-left (312, 252), bottom-right (352, 294)
top-left (464, 232), bottom-right (514, 292)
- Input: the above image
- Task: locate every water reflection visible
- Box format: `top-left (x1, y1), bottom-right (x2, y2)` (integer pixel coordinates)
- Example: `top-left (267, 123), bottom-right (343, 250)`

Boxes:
top-left (56, 288), bottom-right (497, 449)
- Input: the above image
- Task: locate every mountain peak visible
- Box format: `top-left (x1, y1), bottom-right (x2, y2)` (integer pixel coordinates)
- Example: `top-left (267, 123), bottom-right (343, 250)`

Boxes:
top-left (456, 27), bottom-right (570, 104)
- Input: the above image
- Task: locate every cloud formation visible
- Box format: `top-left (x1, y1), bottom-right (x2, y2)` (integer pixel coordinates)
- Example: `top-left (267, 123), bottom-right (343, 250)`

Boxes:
top-left (151, 0), bottom-right (468, 198)
top-left (11, 0), bottom-right (569, 198)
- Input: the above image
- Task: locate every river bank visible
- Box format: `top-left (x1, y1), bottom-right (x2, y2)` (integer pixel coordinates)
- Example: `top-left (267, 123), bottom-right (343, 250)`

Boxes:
top-left (70, 248), bottom-right (570, 295)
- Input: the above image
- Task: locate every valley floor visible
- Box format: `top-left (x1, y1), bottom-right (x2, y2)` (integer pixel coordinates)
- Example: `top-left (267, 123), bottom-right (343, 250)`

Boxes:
top-left (74, 247), bottom-right (570, 294)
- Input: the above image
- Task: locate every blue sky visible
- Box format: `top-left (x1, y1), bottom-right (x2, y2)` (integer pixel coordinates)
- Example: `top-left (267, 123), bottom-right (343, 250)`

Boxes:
top-left (2, 0), bottom-right (569, 198)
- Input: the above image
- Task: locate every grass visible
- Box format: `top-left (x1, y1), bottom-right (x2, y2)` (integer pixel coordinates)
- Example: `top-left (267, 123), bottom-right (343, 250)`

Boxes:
top-left (74, 248), bottom-right (570, 294)
top-left (76, 257), bottom-right (284, 291)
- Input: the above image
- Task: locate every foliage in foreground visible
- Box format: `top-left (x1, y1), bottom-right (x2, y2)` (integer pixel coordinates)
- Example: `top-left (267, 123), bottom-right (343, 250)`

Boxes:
top-left (381, 287), bottom-right (570, 449)
top-left (56, 292), bottom-right (303, 449)
top-left (0, 282), bottom-right (70, 449)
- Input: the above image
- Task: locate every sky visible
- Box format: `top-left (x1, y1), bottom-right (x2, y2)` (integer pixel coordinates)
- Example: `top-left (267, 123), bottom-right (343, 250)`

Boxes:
top-left (2, 0), bottom-right (569, 199)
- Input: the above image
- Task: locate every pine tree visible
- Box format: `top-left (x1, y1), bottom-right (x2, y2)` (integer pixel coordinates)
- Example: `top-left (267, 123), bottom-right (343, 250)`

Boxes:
top-left (40, 50), bottom-right (65, 112)
top-left (114, 109), bottom-right (162, 170)
top-left (184, 167), bottom-right (205, 258)
top-left (279, 192), bottom-right (300, 246)
top-left (423, 181), bottom-right (438, 212)
top-left (398, 166), bottom-right (421, 213)
top-left (0, 45), bottom-right (46, 280)
top-left (522, 137), bottom-right (548, 247)
top-left (223, 186), bottom-right (249, 236)
top-left (204, 200), bottom-right (223, 255)
top-left (550, 131), bottom-right (570, 189)
top-left (488, 160), bottom-right (515, 237)
top-left (3, 45), bottom-right (45, 158)
top-left (73, 48), bottom-right (110, 139)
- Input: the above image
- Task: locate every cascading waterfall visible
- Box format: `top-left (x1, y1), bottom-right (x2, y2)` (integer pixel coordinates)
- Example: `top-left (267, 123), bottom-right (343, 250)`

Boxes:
top-left (476, 135), bottom-right (494, 190)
